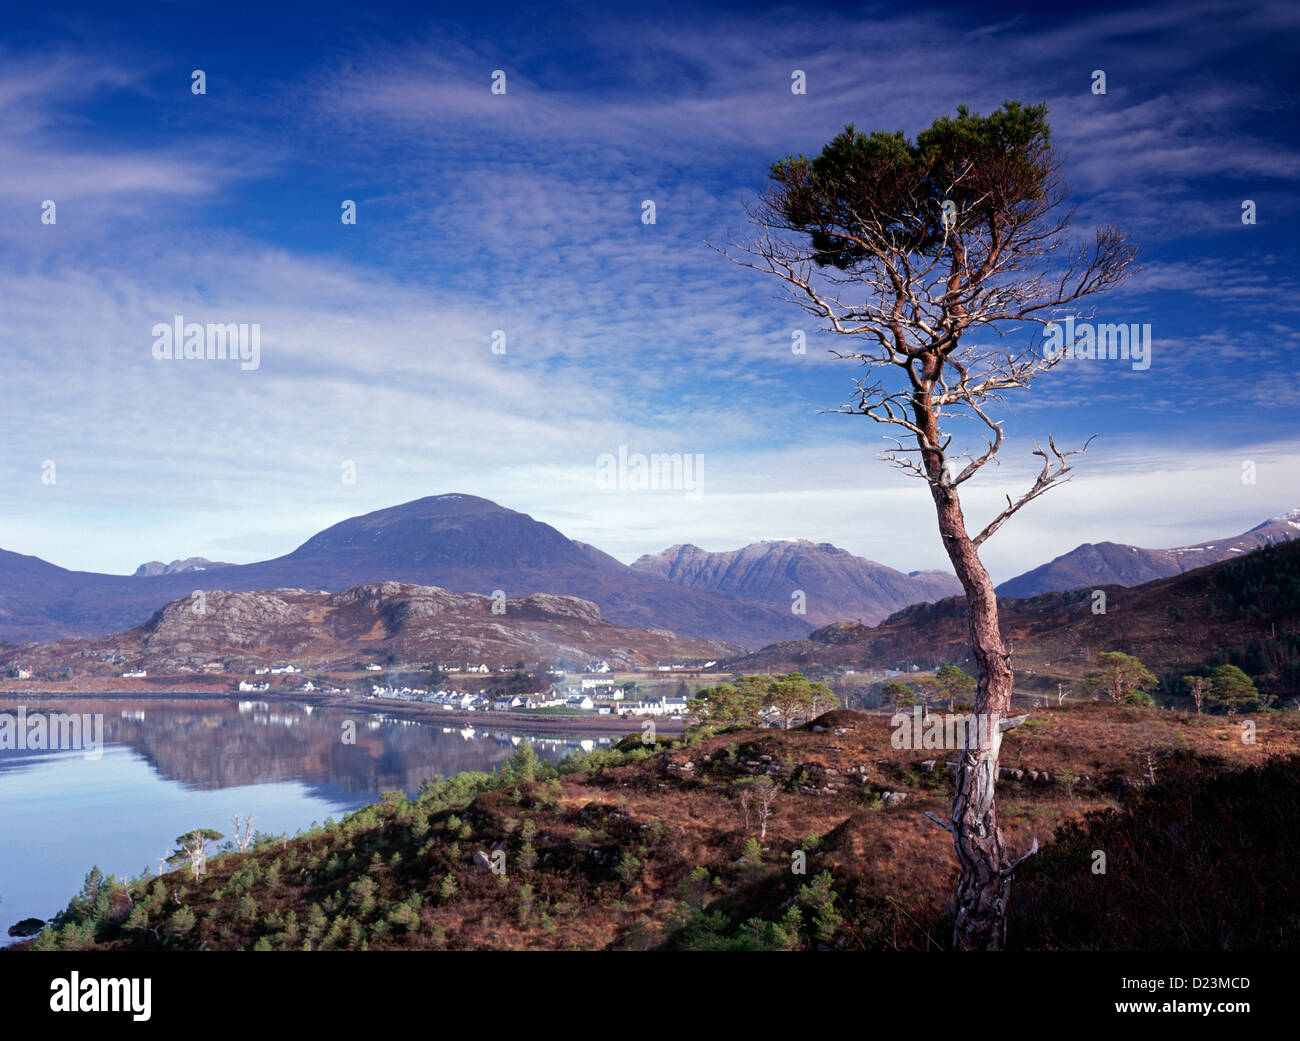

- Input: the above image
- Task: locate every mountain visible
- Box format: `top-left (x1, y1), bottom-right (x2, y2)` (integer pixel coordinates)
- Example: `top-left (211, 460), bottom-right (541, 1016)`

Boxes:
top-left (0, 582), bottom-right (736, 676)
top-left (996, 509), bottom-right (1300, 598)
top-left (0, 495), bottom-right (809, 648)
top-left (133, 557), bottom-right (234, 577)
top-left (630, 539), bottom-right (963, 626)
top-left (729, 538), bottom-right (1300, 698)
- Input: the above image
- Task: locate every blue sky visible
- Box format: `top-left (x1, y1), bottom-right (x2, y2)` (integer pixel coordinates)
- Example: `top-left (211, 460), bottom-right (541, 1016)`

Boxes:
top-left (1, 0), bottom-right (1297, 583)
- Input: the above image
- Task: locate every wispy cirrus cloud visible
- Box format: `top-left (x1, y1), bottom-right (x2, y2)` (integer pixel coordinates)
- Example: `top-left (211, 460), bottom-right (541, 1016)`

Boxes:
top-left (0, 0), bottom-right (1296, 582)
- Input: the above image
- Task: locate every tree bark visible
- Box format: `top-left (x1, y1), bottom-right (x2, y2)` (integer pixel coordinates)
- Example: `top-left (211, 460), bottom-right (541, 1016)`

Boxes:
top-left (918, 397), bottom-right (1017, 951)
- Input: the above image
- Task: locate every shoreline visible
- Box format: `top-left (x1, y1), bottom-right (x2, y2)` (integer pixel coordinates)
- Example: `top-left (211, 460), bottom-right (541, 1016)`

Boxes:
top-left (0, 689), bottom-right (687, 737)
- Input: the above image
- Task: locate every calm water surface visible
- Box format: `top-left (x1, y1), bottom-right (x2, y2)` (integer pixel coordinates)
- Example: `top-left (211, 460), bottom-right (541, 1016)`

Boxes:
top-left (0, 697), bottom-right (606, 942)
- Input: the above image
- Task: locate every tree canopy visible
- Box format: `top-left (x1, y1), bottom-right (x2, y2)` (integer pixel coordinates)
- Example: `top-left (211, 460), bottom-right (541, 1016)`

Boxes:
top-left (1085, 652), bottom-right (1157, 703)
top-left (769, 101), bottom-right (1054, 267)
top-left (1206, 664), bottom-right (1261, 715)
top-left (688, 673), bottom-right (838, 732)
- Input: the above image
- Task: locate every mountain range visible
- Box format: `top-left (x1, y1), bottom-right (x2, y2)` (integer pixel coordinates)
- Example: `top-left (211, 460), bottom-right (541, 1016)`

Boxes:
top-left (994, 510), bottom-right (1300, 597)
top-left (729, 537), bottom-right (1300, 698)
top-left (1, 495), bottom-right (1296, 651)
top-left (630, 540), bottom-right (963, 626)
top-left (0, 496), bottom-right (808, 647)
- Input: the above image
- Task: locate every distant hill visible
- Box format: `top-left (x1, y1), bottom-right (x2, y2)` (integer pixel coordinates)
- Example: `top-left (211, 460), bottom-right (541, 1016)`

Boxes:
top-left (996, 509), bottom-right (1300, 597)
top-left (631, 539), bottom-right (962, 626)
top-left (0, 495), bottom-right (808, 648)
top-left (729, 539), bottom-right (1300, 699)
top-left (133, 557), bottom-right (234, 577)
top-left (0, 582), bottom-right (734, 676)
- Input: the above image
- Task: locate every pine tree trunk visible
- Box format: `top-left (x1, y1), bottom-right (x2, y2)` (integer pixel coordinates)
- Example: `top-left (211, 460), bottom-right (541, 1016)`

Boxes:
top-left (933, 490), bottom-right (1016, 950)
top-left (915, 372), bottom-right (1018, 949)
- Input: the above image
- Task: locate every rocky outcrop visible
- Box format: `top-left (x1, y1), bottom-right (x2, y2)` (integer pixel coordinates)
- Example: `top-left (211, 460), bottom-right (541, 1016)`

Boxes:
top-left (3, 581), bottom-right (736, 676)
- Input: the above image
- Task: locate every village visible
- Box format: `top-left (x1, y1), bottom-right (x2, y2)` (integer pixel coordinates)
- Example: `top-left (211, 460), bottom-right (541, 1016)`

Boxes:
top-left (219, 659), bottom-right (707, 719)
top-left (3, 653), bottom-right (927, 721)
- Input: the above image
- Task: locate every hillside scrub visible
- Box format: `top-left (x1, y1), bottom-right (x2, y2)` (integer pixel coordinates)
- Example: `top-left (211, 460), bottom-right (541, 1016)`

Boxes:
top-left (21, 705), bottom-right (1300, 951)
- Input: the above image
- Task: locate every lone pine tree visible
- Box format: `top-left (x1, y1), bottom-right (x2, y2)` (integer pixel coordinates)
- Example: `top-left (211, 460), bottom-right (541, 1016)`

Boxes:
top-left (728, 101), bottom-right (1136, 950)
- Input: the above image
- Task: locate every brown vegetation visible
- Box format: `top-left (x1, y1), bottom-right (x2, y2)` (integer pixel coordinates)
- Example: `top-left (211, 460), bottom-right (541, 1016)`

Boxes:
top-left (26, 704), bottom-right (1300, 951)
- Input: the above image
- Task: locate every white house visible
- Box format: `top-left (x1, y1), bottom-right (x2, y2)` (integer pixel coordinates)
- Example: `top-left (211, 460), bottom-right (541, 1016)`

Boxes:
top-left (623, 700), bottom-right (674, 716)
top-left (567, 695), bottom-right (595, 710)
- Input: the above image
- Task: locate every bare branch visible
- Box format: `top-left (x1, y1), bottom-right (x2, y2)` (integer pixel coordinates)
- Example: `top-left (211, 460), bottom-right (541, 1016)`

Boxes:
top-left (924, 811), bottom-right (956, 835)
top-left (971, 435), bottom-right (1097, 548)
top-left (1000, 836), bottom-right (1040, 878)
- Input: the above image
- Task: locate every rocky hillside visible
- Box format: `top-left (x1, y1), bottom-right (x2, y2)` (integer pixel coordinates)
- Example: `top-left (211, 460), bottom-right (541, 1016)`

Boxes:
top-left (996, 508), bottom-right (1300, 597)
top-left (631, 539), bottom-right (962, 626)
top-left (1, 582), bottom-right (736, 676)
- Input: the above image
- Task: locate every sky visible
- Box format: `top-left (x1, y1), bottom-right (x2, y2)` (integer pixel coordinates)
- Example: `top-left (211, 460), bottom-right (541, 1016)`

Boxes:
top-left (1, 0), bottom-right (1298, 583)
